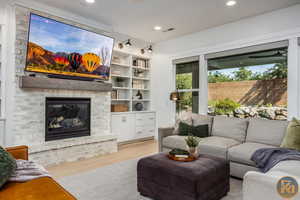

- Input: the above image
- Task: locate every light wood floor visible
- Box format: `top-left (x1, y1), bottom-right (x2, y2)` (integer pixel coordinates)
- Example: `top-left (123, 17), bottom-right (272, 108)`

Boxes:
top-left (47, 139), bottom-right (158, 179)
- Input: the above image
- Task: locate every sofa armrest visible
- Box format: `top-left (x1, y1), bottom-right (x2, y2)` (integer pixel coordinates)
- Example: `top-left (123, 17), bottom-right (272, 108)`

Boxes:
top-left (243, 171), bottom-right (300, 200)
top-left (5, 146), bottom-right (29, 160)
top-left (158, 127), bottom-right (175, 152)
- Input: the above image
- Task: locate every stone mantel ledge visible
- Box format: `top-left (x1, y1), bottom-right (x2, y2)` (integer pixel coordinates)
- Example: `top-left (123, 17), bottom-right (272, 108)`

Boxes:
top-left (29, 134), bottom-right (117, 154)
top-left (19, 76), bottom-right (112, 92)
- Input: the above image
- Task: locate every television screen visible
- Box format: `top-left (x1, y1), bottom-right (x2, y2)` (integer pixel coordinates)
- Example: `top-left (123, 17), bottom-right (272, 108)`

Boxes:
top-left (25, 14), bottom-right (114, 80)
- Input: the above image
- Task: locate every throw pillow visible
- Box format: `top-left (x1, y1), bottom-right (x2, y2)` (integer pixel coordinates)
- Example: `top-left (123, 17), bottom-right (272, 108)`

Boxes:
top-left (0, 146), bottom-right (17, 188)
top-left (173, 112), bottom-right (193, 134)
top-left (192, 124), bottom-right (209, 138)
top-left (280, 118), bottom-right (300, 151)
top-left (178, 122), bottom-right (192, 136)
top-left (178, 122), bottom-right (209, 138)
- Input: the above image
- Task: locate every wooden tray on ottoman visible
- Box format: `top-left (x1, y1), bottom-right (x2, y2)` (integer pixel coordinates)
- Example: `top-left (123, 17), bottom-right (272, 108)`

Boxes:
top-left (167, 154), bottom-right (197, 162)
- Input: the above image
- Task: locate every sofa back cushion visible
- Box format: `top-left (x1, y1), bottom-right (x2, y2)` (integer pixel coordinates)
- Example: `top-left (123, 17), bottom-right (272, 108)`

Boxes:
top-left (246, 118), bottom-right (288, 146)
top-left (191, 114), bottom-right (213, 135)
top-left (211, 116), bottom-right (248, 142)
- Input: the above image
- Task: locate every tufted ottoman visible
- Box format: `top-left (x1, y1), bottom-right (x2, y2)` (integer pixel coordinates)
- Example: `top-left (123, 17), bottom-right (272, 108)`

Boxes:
top-left (137, 153), bottom-right (229, 200)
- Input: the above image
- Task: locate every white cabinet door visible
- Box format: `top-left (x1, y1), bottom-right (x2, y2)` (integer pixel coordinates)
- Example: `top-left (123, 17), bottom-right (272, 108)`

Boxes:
top-left (111, 114), bottom-right (135, 142)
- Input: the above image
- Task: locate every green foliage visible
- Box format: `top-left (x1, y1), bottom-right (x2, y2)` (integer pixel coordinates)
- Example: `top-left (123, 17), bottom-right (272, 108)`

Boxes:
top-left (208, 62), bottom-right (287, 83)
top-left (185, 136), bottom-right (200, 148)
top-left (176, 73), bottom-right (192, 89)
top-left (233, 67), bottom-right (252, 81)
top-left (260, 63), bottom-right (287, 80)
top-left (212, 98), bottom-right (241, 115)
top-left (208, 71), bottom-right (233, 83)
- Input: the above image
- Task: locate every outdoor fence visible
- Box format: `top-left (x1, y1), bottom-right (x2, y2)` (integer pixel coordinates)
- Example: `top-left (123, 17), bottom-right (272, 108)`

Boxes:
top-left (208, 79), bottom-right (287, 106)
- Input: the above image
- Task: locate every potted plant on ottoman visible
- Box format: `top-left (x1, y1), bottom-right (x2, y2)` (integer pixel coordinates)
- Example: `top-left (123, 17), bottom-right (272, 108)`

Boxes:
top-left (185, 135), bottom-right (200, 157)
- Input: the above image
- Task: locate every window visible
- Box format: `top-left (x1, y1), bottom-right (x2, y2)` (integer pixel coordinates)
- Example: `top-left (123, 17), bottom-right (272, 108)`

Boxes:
top-left (207, 47), bottom-right (288, 120)
top-left (175, 61), bottom-right (199, 114)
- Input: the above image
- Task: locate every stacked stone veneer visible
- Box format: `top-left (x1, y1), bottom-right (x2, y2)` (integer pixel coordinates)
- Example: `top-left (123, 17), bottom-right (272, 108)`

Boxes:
top-left (208, 106), bottom-right (288, 120)
top-left (12, 6), bottom-right (117, 166)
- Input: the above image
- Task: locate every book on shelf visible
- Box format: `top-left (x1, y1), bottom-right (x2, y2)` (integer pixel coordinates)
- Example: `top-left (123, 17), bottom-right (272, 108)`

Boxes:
top-left (133, 58), bottom-right (149, 69)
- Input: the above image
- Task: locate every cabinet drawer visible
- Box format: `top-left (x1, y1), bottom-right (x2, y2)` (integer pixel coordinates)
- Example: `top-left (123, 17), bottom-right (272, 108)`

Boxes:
top-left (136, 113), bottom-right (155, 121)
top-left (135, 126), bottom-right (155, 138)
top-left (136, 119), bottom-right (155, 127)
top-left (135, 113), bottom-right (155, 127)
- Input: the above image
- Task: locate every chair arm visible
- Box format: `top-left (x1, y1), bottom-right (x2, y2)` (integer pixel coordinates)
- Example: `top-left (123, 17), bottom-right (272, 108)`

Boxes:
top-left (158, 127), bottom-right (175, 152)
top-left (5, 145), bottom-right (29, 160)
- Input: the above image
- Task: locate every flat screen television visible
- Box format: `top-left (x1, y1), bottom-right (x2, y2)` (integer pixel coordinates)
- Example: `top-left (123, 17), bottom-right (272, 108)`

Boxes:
top-left (25, 13), bottom-right (114, 80)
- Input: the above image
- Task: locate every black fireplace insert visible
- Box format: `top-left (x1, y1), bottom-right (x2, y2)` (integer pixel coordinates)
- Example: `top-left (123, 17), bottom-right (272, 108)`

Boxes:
top-left (45, 97), bottom-right (91, 141)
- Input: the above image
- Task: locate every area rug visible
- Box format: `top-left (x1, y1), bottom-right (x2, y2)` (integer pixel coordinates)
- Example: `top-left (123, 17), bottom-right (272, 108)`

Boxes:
top-left (58, 158), bottom-right (242, 200)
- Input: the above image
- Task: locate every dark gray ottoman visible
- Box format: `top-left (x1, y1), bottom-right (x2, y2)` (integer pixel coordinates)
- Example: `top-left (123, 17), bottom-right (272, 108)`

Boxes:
top-left (137, 153), bottom-right (229, 200)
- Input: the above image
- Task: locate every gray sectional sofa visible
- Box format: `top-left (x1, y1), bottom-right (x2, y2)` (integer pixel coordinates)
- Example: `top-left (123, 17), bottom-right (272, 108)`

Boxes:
top-left (158, 114), bottom-right (289, 178)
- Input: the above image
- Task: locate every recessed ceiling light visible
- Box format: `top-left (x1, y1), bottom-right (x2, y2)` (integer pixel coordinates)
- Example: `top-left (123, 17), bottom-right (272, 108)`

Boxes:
top-left (154, 26), bottom-right (162, 31)
top-left (86, 0), bottom-right (95, 3)
top-left (226, 0), bottom-right (236, 6)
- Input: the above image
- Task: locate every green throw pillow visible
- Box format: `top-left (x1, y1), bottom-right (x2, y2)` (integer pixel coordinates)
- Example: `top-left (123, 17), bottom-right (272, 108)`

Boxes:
top-left (0, 146), bottom-right (17, 188)
top-left (178, 122), bottom-right (209, 138)
top-left (178, 122), bottom-right (192, 136)
top-left (280, 118), bottom-right (300, 151)
top-left (192, 124), bottom-right (209, 138)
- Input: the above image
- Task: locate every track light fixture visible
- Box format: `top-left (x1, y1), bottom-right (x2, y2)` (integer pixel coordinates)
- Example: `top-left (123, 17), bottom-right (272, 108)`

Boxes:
top-left (148, 45), bottom-right (153, 53)
top-left (118, 43), bottom-right (124, 49)
top-left (140, 45), bottom-right (153, 54)
top-left (118, 39), bottom-right (132, 49)
top-left (125, 39), bottom-right (132, 47)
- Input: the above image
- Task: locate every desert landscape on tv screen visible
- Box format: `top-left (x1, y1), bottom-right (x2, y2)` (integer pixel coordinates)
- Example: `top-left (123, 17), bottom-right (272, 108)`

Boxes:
top-left (26, 14), bottom-right (114, 80)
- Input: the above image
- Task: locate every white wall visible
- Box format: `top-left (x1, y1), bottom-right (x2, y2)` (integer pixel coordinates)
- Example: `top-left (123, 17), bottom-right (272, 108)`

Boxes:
top-left (152, 4), bottom-right (300, 128)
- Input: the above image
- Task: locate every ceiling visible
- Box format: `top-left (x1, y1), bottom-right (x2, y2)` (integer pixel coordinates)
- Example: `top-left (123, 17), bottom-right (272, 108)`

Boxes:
top-left (34, 0), bottom-right (300, 43)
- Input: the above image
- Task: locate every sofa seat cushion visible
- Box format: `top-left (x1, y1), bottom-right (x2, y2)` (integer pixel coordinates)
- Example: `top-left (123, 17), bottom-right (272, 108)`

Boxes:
top-left (163, 135), bottom-right (187, 150)
top-left (0, 177), bottom-right (76, 200)
top-left (269, 160), bottom-right (300, 177)
top-left (228, 142), bottom-right (275, 166)
top-left (198, 136), bottom-right (241, 159)
top-left (246, 118), bottom-right (288, 146)
top-left (211, 116), bottom-right (248, 142)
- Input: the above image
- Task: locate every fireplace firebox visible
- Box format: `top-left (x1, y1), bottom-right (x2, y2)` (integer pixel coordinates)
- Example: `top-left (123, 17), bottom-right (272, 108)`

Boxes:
top-left (45, 98), bottom-right (91, 141)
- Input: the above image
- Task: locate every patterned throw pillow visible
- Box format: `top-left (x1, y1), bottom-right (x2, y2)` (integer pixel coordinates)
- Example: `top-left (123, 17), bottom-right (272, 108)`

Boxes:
top-left (0, 146), bottom-right (17, 188)
top-left (281, 118), bottom-right (300, 151)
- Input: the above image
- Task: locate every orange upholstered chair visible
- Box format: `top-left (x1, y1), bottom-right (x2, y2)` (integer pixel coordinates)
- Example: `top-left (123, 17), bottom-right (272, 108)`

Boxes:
top-left (0, 146), bottom-right (76, 200)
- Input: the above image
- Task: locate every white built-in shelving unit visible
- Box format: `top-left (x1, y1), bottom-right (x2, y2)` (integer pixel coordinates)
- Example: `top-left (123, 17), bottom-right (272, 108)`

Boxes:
top-left (110, 50), bottom-right (156, 143)
top-left (110, 50), bottom-right (152, 112)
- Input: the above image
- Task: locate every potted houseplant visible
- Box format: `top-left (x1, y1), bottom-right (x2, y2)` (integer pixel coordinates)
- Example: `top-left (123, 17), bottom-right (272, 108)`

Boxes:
top-left (185, 135), bottom-right (200, 157)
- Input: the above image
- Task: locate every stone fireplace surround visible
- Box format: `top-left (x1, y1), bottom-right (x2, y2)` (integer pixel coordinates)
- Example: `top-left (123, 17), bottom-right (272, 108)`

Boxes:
top-left (10, 6), bottom-right (118, 166)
